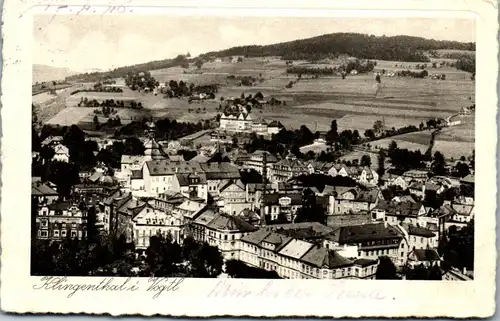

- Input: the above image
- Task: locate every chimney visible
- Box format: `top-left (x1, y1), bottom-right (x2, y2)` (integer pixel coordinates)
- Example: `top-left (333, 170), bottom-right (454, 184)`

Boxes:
top-left (384, 220), bottom-right (388, 228)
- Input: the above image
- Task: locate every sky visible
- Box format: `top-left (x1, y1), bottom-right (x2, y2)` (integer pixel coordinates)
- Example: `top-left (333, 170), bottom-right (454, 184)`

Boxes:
top-left (33, 15), bottom-right (475, 72)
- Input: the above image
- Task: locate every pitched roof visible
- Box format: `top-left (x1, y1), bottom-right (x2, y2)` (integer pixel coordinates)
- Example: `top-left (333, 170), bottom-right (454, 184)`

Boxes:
top-left (411, 249), bottom-right (441, 261)
top-left (121, 155), bottom-right (144, 165)
top-left (354, 258), bottom-right (378, 267)
top-left (32, 182), bottom-right (59, 196)
top-left (338, 223), bottom-right (403, 244)
top-left (131, 170), bottom-right (143, 179)
top-left (278, 239), bottom-right (314, 259)
top-left (301, 246), bottom-right (353, 269)
top-left (326, 212), bottom-right (373, 227)
top-left (219, 179), bottom-right (245, 192)
top-left (206, 213), bottom-right (258, 232)
top-left (175, 173), bottom-right (207, 186)
top-left (402, 223), bottom-right (435, 237)
top-left (460, 174), bottom-right (474, 184)
top-left (266, 222), bottom-right (334, 238)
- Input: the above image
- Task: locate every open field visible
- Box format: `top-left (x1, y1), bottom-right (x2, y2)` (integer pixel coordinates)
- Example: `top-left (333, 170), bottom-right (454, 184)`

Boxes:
top-left (433, 141), bottom-right (474, 159)
top-left (46, 107), bottom-right (95, 126)
top-left (432, 115), bottom-right (475, 159)
top-left (38, 56), bottom-right (474, 155)
top-left (368, 130), bottom-right (435, 153)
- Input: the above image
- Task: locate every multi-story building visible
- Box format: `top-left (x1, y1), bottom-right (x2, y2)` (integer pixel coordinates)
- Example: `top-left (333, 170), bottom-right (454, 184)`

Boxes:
top-left (330, 222), bottom-right (409, 267)
top-left (269, 156), bottom-right (308, 182)
top-left (262, 193), bottom-right (302, 222)
top-left (171, 172), bottom-right (208, 201)
top-left (243, 150), bottom-right (278, 179)
top-left (191, 210), bottom-right (257, 259)
top-left (132, 202), bottom-right (184, 251)
top-left (327, 187), bottom-right (379, 215)
top-left (36, 202), bottom-right (87, 240)
top-left (217, 179), bottom-right (251, 215)
top-left (239, 229), bottom-right (378, 279)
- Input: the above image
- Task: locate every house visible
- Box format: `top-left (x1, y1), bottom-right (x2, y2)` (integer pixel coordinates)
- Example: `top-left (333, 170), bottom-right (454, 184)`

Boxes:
top-left (402, 170), bottom-right (429, 182)
top-left (32, 182), bottom-right (59, 205)
top-left (202, 212), bottom-right (258, 259)
top-left (400, 223), bottom-right (438, 251)
top-left (332, 222), bottom-right (408, 267)
top-left (121, 155), bottom-right (145, 173)
top-left (243, 150), bottom-right (278, 179)
top-left (36, 202), bottom-right (87, 240)
top-left (217, 179), bottom-right (251, 215)
top-left (372, 200), bottom-right (427, 226)
top-left (237, 208), bottom-right (261, 226)
top-left (381, 173), bottom-right (408, 190)
top-left (219, 111), bottom-right (253, 132)
top-left (142, 160), bottom-right (204, 195)
top-left (408, 181), bottom-right (425, 199)
top-left (52, 144), bottom-right (70, 162)
top-left (391, 195), bottom-right (416, 203)
top-left (407, 249), bottom-right (441, 268)
top-left (41, 135), bottom-right (63, 147)
top-left (113, 197), bottom-right (147, 243)
top-left (239, 229), bottom-right (378, 279)
top-left (446, 197), bottom-right (474, 223)
top-left (269, 156), bottom-right (308, 182)
top-left (262, 193), bottom-right (302, 222)
top-left (267, 120), bottom-right (284, 135)
top-left (132, 202), bottom-right (184, 251)
top-left (327, 187), bottom-right (379, 215)
top-left (171, 172), bottom-right (208, 201)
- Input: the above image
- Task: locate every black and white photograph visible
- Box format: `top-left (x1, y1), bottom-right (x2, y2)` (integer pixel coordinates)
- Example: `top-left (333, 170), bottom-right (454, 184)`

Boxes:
top-left (2, 1), bottom-right (497, 316)
top-left (30, 14), bottom-right (477, 281)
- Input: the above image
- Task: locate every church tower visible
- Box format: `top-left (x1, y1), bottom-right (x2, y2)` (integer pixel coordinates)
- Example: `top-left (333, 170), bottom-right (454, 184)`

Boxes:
top-left (143, 121), bottom-right (168, 161)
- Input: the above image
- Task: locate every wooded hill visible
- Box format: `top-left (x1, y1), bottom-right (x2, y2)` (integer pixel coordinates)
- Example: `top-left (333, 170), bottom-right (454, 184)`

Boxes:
top-left (200, 33), bottom-right (475, 62)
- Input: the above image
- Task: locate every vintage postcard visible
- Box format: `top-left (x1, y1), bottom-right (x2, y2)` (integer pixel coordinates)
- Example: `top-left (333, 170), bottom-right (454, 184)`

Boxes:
top-left (0, 0), bottom-right (497, 317)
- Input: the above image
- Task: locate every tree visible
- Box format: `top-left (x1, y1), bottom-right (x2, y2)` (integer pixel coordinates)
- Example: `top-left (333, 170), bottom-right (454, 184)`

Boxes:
top-left (195, 60), bottom-right (203, 69)
top-left (360, 154), bottom-right (372, 167)
top-left (373, 120), bottom-right (384, 134)
top-left (432, 151), bottom-right (446, 175)
top-left (376, 256), bottom-right (398, 279)
top-left (325, 120), bottom-right (338, 144)
top-left (364, 129), bottom-right (376, 140)
top-left (86, 206), bottom-right (99, 242)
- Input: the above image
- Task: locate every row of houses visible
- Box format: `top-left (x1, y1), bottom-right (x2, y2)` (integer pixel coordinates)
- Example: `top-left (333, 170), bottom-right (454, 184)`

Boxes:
top-left (241, 151), bottom-right (379, 186)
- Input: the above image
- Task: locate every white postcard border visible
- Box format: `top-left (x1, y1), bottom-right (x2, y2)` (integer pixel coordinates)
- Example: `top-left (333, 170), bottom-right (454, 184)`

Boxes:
top-left (1, 0), bottom-right (497, 317)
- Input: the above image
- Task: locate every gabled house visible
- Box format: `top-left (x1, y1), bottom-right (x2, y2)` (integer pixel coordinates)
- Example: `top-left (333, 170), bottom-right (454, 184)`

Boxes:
top-left (32, 182), bottom-right (59, 205)
top-left (37, 202), bottom-right (87, 240)
top-left (217, 179), bottom-right (250, 215)
top-left (372, 200), bottom-right (427, 226)
top-left (52, 144), bottom-right (70, 163)
top-left (327, 187), bottom-right (380, 215)
top-left (132, 202), bottom-right (184, 251)
top-left (407, 249), bottom-right (441, 268)
top-left (262, 193), bottom-right (302, 222)
top-left (171, 172), bottom-right (208, 201)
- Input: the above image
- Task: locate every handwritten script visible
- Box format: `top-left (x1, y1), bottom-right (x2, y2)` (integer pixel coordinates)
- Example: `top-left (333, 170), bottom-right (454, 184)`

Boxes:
top-left (33, 276), bottom-right (184, 299)
top-left (19, 0), bottom-right (134, 19)
top-left (207, 280), bottom-right (388, 301)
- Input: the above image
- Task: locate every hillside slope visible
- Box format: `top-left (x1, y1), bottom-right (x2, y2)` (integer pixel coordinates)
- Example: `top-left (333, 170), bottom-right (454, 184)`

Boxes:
top-left (33, 64), bottom-right (79, 83)
top-left (200, 33), bottom-right (475, 62)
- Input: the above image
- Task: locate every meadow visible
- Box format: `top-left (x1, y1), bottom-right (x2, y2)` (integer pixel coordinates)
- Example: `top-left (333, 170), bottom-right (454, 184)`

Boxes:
top-left (38, 56), bottom-right (474, 158)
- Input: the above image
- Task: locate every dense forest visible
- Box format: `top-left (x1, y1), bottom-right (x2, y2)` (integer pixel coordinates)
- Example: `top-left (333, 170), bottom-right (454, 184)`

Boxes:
top-left (200, 33), bottom-right (475, 62)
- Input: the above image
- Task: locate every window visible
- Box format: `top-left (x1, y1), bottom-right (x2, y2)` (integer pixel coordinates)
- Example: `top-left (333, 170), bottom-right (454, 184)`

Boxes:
top-left (53, 230), bottom-right (60, 237)
top-left (41, 231), bottom-right (48, 237)
top-left (61, 230), bottom-right (67, 237)
top-left (71, 230), bottom-right (77, 238)
top-left (41, 219), bottom-right (48, 227)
